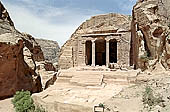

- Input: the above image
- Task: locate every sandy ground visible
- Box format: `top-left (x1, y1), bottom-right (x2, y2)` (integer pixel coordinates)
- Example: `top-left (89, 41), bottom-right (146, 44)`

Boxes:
top-left (0, 98), bottom-right (14, 112)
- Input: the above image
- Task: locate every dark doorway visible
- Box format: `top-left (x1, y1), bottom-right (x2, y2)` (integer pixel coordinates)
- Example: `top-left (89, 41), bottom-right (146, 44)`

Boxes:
top-left (109, 39), bottom-right (117, 63)
top-left (85, 40), bottom-right (92, 65)
top-left (95, 39), bottom-right (106, 66)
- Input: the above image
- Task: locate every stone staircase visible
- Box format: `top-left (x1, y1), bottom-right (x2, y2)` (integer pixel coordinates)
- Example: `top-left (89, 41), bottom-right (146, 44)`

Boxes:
top-left (56, 68), bottom-right (138, 87)
top-left (103, 72), bottom-right (129, 85)
top-left (56, 70), bottom-right (73, 83)
top-left (70, 72), bottom-right (103, 86)
top-left (56, 70), bottom-right (103, 86)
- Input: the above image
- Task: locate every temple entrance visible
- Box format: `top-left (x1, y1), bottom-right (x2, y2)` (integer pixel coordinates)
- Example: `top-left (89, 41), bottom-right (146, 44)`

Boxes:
top-left (85, 40), bottom-right (92, 65)
top-left (109, 39), bottom-right (117, 63)
top-left (95, 39), bottom-right (106, 66)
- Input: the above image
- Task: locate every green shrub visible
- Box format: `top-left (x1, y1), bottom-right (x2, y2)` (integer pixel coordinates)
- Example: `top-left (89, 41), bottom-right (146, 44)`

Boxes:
top-left (12, 90), bottom-right (35, 112)
top-left (142, 86), bottom-right (163, 107)
top-left (99, 103), bottom-right (104, 108)
top-left (12, 90), bottom-right (46, 112)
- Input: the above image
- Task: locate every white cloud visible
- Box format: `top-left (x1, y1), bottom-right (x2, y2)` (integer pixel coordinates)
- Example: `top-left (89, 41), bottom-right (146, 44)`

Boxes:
top-left (2, 1), bottom-right (101, 46)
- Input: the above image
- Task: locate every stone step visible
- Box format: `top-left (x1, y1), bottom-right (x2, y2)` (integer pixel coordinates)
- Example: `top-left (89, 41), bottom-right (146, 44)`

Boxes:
top-left (104, 75), bottom-right (127, 79)
top-left (57, 70), bottom-right (137, 86)
top-left (70, 73), bottom-right (103, 86)
top-left (70, 81), bottom-right (102, 86)
top-left (73, 75), bottom-right (102, 79)
top-left (70, 79), bottom-right (102, 83)
top-left (103, 78), bottom-right (127, 82)
top-left (71, 77), bottom-right (102, 81)
top-left (103, 78), bottom-right (129, 85)
top-left (56, 77), bottom-right (72, 83)
top-left (59, 72), bottom-right (74, 77)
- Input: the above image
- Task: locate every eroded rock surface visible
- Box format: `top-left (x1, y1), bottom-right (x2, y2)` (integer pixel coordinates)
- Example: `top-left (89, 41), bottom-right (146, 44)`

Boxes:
top-left (131, 0), bottom-right (170, 70)
top-left (0, 2), bottom-right (43, 99)
top-left (35, 39), bottom-right (60, 63)
top-left (35, 61), bottom-right (57, 89)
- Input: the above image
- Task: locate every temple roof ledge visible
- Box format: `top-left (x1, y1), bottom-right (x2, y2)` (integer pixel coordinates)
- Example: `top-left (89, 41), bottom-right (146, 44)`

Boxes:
top-left (81, 33), bottom-right (126, 37)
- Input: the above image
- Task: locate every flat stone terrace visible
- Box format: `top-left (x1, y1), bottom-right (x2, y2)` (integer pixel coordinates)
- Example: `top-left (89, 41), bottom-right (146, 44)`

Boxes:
top-left (34, 67), bottom-right (139, 111)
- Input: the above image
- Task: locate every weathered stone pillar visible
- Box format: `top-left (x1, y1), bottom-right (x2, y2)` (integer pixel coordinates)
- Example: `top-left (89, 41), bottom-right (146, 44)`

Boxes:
top-left (106, 39), bottom-right (110, 67)
top-left (117, 39), bottom-right (121, 65)
top-left (91, 40), bottom-right (95, 66)
top-left (82, 40), bottom-right (86, 66)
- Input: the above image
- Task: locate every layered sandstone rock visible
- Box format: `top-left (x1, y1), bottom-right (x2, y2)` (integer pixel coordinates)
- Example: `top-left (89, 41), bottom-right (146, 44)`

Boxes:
top-left (131, 0), bottom-right (170, 70)
top-left (59, 13), bottom-right (131, 69)
top-left (35, 39), bottom-right (60, 63)
top-left (35, 61), bottom-right (57, 89)
top-left (0, 2), bottom-right (43, 99)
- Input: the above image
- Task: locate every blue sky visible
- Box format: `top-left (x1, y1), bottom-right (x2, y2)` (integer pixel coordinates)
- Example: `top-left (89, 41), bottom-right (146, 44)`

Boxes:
top-left (1, 0), bottom-right (137, 46)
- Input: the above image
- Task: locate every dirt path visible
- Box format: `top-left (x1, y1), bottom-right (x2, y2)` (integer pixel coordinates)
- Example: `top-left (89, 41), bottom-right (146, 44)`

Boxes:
top-left (0, 98), bottom-right (14, 112)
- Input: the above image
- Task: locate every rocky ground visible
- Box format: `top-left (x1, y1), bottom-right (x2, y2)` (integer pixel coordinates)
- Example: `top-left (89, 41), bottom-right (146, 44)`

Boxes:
top-left (32, 64), bottom-right (170, 112)
top-left (104, 64), bottom-right (170, 112)
top-left (2, 66), bottom-right (170, 112)
top-left (30, 67), bottom-right (138, 112)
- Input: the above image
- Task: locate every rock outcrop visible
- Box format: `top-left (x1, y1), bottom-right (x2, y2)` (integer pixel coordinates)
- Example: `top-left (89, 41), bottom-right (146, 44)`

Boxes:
top-left (0, 2), bottom-right (43, 99)
top-left (35, 39), bottom-right (60, 63)
top-left (35, 61), bottom-right (57, 89)
top-left (131, 0), bottom-right (170, 70)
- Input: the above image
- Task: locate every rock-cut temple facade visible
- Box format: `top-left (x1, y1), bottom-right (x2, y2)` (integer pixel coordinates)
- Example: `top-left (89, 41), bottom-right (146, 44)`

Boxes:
top-left (59, 13), bottom-right (132, 69)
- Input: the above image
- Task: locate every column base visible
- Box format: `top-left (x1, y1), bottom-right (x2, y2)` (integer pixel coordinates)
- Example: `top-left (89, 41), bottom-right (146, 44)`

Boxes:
top-left (106, 64), bottom-right (109, 68)
top-left (91, 64), bottom-right (95, 67)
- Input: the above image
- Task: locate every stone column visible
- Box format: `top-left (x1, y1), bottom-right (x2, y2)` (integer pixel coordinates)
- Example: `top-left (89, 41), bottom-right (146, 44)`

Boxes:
top-left (106, 39), bottom-right (110, 67)
top-left (91, 40), bottom-right (95, 66)
top-left (82, 40), bottom-right (86, 66)
top-left (117, 39), bottom-right (121, 65)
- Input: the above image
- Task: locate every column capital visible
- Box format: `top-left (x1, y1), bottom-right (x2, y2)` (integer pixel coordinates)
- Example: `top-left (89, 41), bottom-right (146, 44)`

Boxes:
top-left (91, 39), bottom-right (96, 43)
top-left (106, 35), bottom-right (113, 38)
top-left (106, 35), bottom-right (112, 38)
top-left (117, 39), bottom-right (121, 42)
top-left (82, 40), bottom-right (86, 44)
top-left (105, 38), bottom-right (110, 42)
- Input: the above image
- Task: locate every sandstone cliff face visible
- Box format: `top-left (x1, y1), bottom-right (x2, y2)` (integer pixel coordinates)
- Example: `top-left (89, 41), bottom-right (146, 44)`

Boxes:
top-left (34, 39), bottom-right (59, 89)
top-left (59, 13), bottom-right (131, 69)
top-left (0, 2), bottom-right (43, 99)
top-left (131, 0), bottom-right (170, 70)
top-left (35, 39), bottom-right (60, 63)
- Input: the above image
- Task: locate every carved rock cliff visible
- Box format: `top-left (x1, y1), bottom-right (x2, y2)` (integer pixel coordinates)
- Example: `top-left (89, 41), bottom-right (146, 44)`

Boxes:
top-left (131, 0), bottom-right (170, 70)
top-left (0, 2), bottom-right (43, 99)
